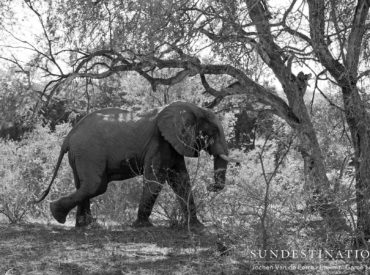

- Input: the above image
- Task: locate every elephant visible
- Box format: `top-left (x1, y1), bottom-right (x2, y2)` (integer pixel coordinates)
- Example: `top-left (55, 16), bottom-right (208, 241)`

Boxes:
top-left (35, 101), bottom-right (239, 228)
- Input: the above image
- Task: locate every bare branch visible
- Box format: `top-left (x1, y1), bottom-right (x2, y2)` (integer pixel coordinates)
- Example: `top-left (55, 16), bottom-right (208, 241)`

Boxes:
top-left (24, 0), bottom-right (64, 75)
top-left (311, 70), bottom-right (345, 112)
top-left (357, 69), bottom-right (370, 79)
top-left (200, 74), bottom-right (224, 109)
top-left (137, 69), bottom-right (193, 91)
top-left (329, 0), bottom-right (347, 64)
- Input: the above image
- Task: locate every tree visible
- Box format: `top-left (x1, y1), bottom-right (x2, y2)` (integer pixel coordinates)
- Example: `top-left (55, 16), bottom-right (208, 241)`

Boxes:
top-left (307, 0), bottom-right (370, 246)
top-left (2, 0), bottom-right (370, 242)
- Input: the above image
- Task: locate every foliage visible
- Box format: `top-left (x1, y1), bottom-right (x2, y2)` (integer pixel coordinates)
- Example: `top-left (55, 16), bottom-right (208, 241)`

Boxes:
top-left (0, 67), bottom-right (37, 139)
top-left (0, 69), bottom-right (356, 250)
top-left (311, 95), bottom-right (353, 170)
top-left (1, 1), bottom-right (370, 271)
top-left (94, 179), bottom-right (142, 225)
top-left (0, 123), bottom-right (73, 223)
top-left (0, 87), bottom-right (359, 270)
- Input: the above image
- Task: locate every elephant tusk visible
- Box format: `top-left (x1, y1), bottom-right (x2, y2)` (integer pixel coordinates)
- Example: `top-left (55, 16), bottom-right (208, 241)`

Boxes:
top-left (219, 154), bottom-right (242, 163)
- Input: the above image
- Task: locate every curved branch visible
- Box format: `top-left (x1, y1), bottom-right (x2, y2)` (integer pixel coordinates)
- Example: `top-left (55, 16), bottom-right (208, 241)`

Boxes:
top-left (136, 69), bottom-right (193, 91)
top-left (200, 74), bottom-right (223, 97)
top-left (200, 74), bottom-right (224, 109)
top-left (54, 46), bottom-right (300, 126)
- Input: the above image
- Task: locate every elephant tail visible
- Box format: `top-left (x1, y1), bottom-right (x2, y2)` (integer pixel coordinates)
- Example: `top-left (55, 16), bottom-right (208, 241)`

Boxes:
top-left (33, 142), bottom-right (68, 203)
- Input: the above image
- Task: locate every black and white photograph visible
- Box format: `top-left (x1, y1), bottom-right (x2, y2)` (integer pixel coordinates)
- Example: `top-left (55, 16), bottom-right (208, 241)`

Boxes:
top-left (1, 0), bottom-right (370, 274)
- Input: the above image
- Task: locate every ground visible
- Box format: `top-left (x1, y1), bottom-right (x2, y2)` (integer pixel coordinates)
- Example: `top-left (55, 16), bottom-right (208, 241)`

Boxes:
top-left (0, 222), bottom-right (247, 275)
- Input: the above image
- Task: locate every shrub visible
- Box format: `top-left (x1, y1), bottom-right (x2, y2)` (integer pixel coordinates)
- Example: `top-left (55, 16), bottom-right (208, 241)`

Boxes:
top-left (0, 123), bottom-right (73, 223)
top-left (94, 178), bottom-right (142, 225)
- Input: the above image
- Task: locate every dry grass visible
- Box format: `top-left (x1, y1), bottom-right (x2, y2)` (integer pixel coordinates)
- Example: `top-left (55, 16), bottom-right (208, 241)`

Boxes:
top-left (0, 222), bottom-right (247, 274)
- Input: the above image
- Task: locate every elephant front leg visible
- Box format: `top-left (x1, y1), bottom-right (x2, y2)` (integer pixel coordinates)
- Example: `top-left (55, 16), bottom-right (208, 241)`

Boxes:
top-left (75, 199), bottom-right (95, 227)
top-left (167, 168), bottom-right (204, 229)
top-left (133, 179), bottom-right (163, 228)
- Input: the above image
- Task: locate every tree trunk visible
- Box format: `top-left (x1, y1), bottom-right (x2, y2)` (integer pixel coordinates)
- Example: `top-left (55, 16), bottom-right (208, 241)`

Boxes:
top-left (244, 0), bottom-right (349, 233)
top-left (287, 81), bottom-right (348, 232)
top-left (342, 84), bottom-right (370, 246)
top-left (307, 0), bottom-right (370, 241)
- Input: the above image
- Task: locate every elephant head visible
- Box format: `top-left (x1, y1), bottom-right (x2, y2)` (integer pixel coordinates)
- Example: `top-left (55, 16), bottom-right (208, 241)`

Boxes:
top-left (157, 102), bottom-right (238, 191)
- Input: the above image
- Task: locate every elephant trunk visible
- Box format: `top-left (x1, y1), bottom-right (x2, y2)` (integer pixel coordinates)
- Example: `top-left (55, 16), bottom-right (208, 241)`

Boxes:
top-left (208, 156), bottom-right (228, 192)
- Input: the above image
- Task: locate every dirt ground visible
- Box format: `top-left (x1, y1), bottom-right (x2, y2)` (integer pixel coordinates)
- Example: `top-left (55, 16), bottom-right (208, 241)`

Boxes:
top-left (0, 222), bottom-right (247, 275)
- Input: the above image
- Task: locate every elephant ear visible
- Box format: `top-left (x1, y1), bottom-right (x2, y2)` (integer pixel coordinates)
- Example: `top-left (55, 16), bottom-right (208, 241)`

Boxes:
top-left (157, 103), bottom-right (198, 157)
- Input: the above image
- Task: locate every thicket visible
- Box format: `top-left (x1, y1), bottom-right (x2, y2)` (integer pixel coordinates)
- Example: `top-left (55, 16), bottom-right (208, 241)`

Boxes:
top-left (0, 70), bottom-right (357, 259)
top-left (1, 2), bottom-right (370, 274)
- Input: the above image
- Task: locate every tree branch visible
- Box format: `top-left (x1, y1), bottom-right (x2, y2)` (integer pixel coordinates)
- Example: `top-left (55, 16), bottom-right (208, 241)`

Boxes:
top-left (307, 0), bottom-right (346, 82)
top-left (345, 0), bottom-right (370, 77)
top-left (65, 48), bottom-right (300, 125)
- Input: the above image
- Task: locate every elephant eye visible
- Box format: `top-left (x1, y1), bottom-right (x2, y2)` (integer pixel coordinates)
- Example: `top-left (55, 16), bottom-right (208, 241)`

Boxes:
top-left (208, 137), bottom-right (214, 145)
top-left (199, 131), bottom-right (214, 145)
top-left (200, 131), bottom-right (208, 139)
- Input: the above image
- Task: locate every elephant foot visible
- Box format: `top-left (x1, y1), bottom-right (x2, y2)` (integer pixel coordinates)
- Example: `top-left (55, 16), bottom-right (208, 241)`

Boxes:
top-left (132, 219), bottom-right (154, 228)
top-left (75, 214), bottom-right (95, 228)
top-left (50, 202), bottom-right (68, 224)
top-left (207, 184), bottom-right (224, 192)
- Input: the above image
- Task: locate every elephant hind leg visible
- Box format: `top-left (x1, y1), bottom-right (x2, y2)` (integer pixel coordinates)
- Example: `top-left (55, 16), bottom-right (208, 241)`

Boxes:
top-left (75, 178), bottom-right (109, 227)
top-left (50, 187), bottom-right (93, 224)
top-left (50, 162), bottom-right (108, 225)
top-left (75, 177), bottom-right (108, 227)
top-left (50, 182), bottom-right (107, 225)
top-left (70, 167), bottom-right (93, 227)
top-left (75, 198), bottom-right (95, 227)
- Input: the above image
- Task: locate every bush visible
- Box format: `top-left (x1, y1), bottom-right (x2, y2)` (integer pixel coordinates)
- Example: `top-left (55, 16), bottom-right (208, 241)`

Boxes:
top-left (0, 116), bottom-right (331, 258)
top-left (0, 123), bottom-right (73, 223)
top-left (94, 179), bottom-right (142, 225)
top-left (166, 138), bottom-right (308, 255)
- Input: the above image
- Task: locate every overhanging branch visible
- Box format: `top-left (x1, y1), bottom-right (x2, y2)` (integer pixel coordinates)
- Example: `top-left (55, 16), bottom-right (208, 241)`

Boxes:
top-left (38, 45), bottom-right (300, 126)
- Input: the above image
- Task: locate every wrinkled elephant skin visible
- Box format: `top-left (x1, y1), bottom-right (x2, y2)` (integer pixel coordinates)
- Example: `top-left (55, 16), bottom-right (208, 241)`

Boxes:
top-left (36, 101), bottom-right (233, 228)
